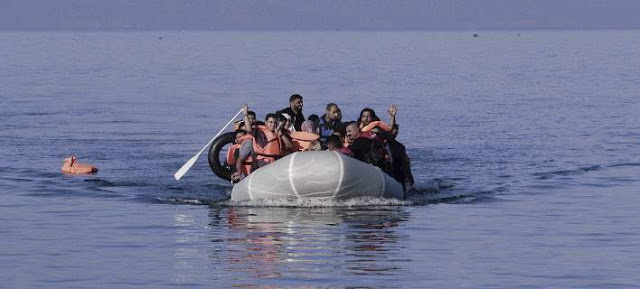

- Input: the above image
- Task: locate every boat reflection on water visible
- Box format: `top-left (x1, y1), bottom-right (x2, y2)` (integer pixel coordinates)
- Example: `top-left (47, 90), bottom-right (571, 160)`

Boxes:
top-left (207, 206), bottom-right (412, 286)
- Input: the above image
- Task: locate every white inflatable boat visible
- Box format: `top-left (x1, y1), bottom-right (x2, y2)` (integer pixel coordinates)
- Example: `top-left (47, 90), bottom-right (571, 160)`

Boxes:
top-left (231, 151), bottom-right (404, 202)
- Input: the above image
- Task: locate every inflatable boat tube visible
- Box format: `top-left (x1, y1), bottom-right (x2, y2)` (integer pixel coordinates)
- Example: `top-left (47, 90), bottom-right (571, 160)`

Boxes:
top-left (231, 151), bottom-right (404, 202)
top-left (208, 131), bottom-right (236, 181)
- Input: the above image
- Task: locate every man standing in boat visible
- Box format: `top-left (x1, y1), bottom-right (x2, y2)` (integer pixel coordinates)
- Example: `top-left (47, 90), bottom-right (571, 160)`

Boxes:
top-left (277, 94), bottom-right (305, 131)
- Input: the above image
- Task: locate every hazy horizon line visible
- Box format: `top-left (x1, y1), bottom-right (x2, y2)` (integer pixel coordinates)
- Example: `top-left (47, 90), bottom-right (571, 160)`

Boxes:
top-left (3, 26), bottom-right (640, 33)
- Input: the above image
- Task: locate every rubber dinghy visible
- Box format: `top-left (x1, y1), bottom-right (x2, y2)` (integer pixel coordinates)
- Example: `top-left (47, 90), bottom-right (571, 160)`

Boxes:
top-left (231, 151), bottom-right (404, 202)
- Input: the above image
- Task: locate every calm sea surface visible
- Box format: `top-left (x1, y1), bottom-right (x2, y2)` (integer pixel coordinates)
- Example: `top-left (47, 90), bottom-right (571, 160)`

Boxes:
top-left (1, 30), bottom-right (639, 288)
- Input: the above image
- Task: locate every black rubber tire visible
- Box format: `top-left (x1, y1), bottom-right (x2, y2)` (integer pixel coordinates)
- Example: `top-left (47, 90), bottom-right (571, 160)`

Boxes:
top-left (207, 132), bottom-right (236, 181)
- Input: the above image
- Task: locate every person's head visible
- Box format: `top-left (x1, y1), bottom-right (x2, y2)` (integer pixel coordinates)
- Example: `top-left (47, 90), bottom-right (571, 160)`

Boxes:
top-left (236, 110), bottom-right (257, 130)
top-left (359, 108), bottom-right (379, 126)
top-left (276, 113), bottom-right (286, 126)
top-left (280, 113), bottom-right (292, 130)
top-left (234, 129), bottom-right (247, 144)
top-left (325, 103), bottom-right (340, 121)
top-left (246, 110), bottom-right (256, 126)
top-left (311, 115), bottom-right (320, 133)
top-left (289, 94), bottom-right (303, 114)
top-left (326, 135), bottom-right (344, 151)
top-left (305, 140), bottom-right (322, 151)
top-left (345, 121), bottom-right (360, 143)
top-left (265, 113), bottom-right (278, 132)
top-left (308, 114), bottom-right (320, 124)
top-left (301, 120), bottom-right (318, 134)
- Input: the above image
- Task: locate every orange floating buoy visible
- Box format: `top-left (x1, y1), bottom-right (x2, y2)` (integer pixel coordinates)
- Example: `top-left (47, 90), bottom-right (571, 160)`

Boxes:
top-left (290, 131), bottom-right (320, 151)
top-left (61, 156), bottom-right (98, 174)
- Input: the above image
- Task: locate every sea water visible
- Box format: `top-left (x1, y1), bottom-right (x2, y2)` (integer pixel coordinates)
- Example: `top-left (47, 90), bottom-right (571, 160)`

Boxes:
top-left (1, 30), bottom-right (639, 288)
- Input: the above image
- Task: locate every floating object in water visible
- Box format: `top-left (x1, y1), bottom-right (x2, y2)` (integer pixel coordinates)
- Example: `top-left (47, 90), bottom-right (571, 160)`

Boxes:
top-left (61, 156), bottom-right (98, 174)
top-left (208, 131), bottom-right (239, 181)
top-left (231, 151), bottom-right (404, 202)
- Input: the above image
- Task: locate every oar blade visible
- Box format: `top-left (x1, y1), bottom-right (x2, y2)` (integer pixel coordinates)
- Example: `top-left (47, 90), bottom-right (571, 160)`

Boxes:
top-left (174, 156), bottom-right (198, 181)
top-left (173, 107), bottom-right (243, 181)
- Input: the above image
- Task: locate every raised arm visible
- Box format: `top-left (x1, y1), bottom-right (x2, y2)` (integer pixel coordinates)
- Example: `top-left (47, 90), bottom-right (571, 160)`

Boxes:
top-left (242, 104), bottom-right (253, 134)
top-left (388, 104), bottom-right (397, 130)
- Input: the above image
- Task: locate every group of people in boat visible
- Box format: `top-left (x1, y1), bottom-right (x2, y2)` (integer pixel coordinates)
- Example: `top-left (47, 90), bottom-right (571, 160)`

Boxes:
top-left (227, 94), bottom-right (415, 190)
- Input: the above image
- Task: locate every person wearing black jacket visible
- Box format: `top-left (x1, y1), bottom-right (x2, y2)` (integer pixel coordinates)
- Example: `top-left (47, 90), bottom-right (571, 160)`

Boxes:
top-left (277, 94), bottom-right (305, 131)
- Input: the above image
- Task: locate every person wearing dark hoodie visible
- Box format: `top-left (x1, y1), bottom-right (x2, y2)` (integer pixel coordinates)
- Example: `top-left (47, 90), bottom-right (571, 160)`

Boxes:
top-left (277, 94), bottom-right (305, 131)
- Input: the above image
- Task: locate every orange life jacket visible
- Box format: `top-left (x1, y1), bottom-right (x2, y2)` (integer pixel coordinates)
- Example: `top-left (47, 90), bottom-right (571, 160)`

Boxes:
top-left (61, 156), bottom-right (98, 174)
top-left (226, 144), bottom-right (241, 166)
top-left (226, 135), bottom-right (254, 176)
top-left (361, 121), bottom-right (392, 133)
top-left (252, 125), bottom-right (282, 165)
top-left (290, 131), bottom-right (320, 151)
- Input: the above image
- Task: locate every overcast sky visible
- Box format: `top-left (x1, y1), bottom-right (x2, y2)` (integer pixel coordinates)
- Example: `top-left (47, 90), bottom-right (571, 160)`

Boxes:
top-left (2, 0), bottom-right (639, 31)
